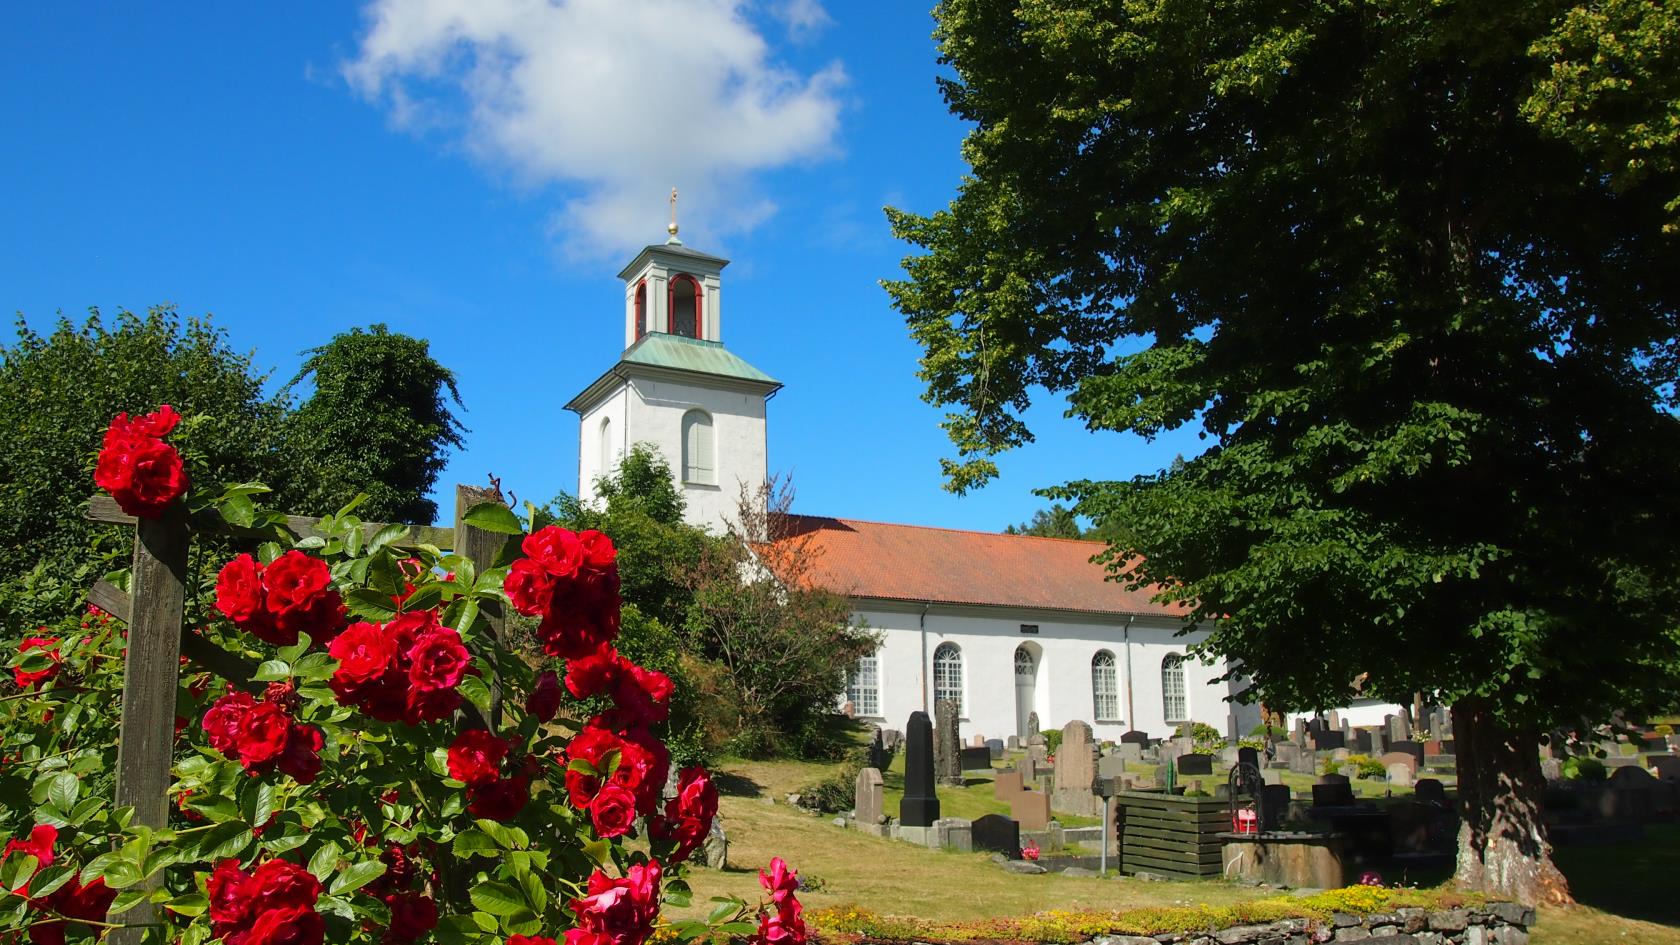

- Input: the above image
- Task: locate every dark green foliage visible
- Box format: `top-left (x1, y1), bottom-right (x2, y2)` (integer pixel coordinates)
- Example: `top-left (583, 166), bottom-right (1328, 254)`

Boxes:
top-left (1003, 504), bottom-right (1084, 538)
top-left (279, 324), bottom-right (465, 524)
top-left (0, 307), bottom-right (285, 583)
top-left (795, 742), bottom-right (884, 814)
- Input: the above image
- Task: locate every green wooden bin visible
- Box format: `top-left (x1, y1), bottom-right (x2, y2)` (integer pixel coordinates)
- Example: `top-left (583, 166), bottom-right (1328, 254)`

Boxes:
top-left (1113, 790), bottom-right (1229, 879)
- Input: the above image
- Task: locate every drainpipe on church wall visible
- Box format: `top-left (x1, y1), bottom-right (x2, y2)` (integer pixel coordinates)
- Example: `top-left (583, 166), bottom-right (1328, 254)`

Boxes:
top-left (1122, 616), bottom-right (1136, 729)
top-left (919, 603), bottom-right (931, 713)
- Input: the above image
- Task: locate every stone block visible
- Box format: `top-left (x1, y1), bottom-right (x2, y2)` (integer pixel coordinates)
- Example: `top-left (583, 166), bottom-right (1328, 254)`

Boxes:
top-left (1011, 790), bottom-right (1052, 830)
top-left (934, 817), bottom-right (972, 852)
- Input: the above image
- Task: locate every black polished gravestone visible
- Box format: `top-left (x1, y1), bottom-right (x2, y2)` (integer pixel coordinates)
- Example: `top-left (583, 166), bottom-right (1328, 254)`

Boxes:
top-left (868, 728), bottom-right (889, 771)
top-left (900, 711), bottom-right (942, 827)
top-left (1237, 746), bottom-right (1259, 770)
top-left (1176, 753), bottom-right (1215, 776)
top-left (1120, 730), bottom-right (1150, 745)
top-left (971, 813), bottom-right (1021, 856)
top-left (1312, 781), bottom-right (1356, 807)
top-left (960, 746), bottom-right (993, 772)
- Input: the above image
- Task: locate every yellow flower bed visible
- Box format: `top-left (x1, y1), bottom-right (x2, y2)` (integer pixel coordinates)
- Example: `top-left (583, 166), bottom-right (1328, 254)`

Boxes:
top-left (808, 886), bottom-right (1478, 944)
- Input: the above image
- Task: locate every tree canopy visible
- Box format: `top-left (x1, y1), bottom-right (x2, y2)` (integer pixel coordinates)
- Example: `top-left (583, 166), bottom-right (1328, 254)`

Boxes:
top-left (1003, 504), bottom-right (1085, 538)
top-left (886, 0), bottom-right (1680, 903)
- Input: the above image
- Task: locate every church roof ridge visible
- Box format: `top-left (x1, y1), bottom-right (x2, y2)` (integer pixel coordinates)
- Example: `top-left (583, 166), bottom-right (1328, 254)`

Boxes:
top-left (783, 512), bottom-right (1110, 548)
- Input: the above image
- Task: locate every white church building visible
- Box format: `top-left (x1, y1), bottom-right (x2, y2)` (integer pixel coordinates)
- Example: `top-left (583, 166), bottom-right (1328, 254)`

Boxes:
top-left (567, 229), bottom-right (1265, 743)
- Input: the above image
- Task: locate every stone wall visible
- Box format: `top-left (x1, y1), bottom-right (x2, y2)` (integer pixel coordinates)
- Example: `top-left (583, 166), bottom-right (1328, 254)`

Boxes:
top-left (1087, 903), bottom-right (1534, 945)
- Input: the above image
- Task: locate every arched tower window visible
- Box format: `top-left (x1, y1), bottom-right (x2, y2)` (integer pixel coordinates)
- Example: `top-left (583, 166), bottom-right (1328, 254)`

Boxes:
top-left (933, 643), bottom-right (963, 715)
top-left (634, 280), bottom-right (648, 340)
top-left (681, 409), bottom-right (714, 485)
top-left (599, 417), bottom-right (615, 472)
top-left (669, 274), bottom-right (702, 339)
top-left (1092, 650), bottom-right (1119, 721)
top-left (1161, 654), bottom-right (1187, 722)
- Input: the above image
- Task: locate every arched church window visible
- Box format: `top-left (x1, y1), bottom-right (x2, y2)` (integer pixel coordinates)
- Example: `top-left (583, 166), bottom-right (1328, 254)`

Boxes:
top-left (599, 417), bottom-right (615, 472)
top-left (1161, 653), bottom-right (1187, 722)
top-left (634, 280), bottom-right (648, 340)
top-left (681, 409), bottom-right (714, 485)
top-left (669, 274), bottom-right (701, 339)
top-left (933, 643), bottom-right (963, 715)
top-left (1092, 650), bottom-right (1119, 721)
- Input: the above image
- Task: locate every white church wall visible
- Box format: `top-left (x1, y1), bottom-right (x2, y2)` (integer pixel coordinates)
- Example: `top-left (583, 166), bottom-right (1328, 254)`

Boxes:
top-left (1286, 700), bottom-right (1406, 731)
top-left (576, 385), bottom-right (630, 509)
top-left (626, 375), bottom-right (767, 534)
top-left (850, 601), bottom-right (1257, 745)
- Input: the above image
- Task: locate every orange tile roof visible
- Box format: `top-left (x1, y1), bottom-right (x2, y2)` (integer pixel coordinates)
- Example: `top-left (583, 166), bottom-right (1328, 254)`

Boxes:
top-left (770, 515), bottom-right (1189, 618)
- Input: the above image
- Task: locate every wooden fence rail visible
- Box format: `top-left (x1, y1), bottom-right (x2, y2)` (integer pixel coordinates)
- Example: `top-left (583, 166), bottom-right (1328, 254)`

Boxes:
top-left (1113, 790), bottom-right (1230, 880)
top-left (81, 485), bottom-right (504, 945)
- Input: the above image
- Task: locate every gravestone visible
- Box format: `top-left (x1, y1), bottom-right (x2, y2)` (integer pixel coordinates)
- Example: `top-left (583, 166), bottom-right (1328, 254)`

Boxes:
top-left (1098, 752), bottom-right (1128, 782)
top-left (1026, 711), bottom-right (1041, 738)
top-left (1119, 730), bottom-right (1149, 745)
top-left (1237, 746), bottom-right (1260, 770)
top-left (960, 747), bottom-right (993, 772)
top-left (703, 820), bottom-right (728, 868)
top-left (880, 729), bottom-right (903, 751)
top-left (1312, 730), bottom-right (1346, 751)
top-left (1015, 755), bottom-right (1038, 784)
top-left (971, 813), bottom-right (1022, 856)
top-left (1380, 751), bottom-right (1419, 774)
top-left (854, 767), bottom-right (884, 826)
top-left (1287, 748), bottom-right (1319, 776)
top-left (1006, 735), bottom-right (1021, 750)
top-left (1176, 753), bottom-right (1214, 776)
top-left (1260, 784), bottom-right (1292, 829)
top-left (1051, 721), bottom-right (1100, 817)
top-left (1318, 772), bottom-right (1350, 786)
top-left (1388, 741), bottom-right (1425, 766)
top-left (1327, 710), bottom-right (1341, 729)
top-left (935, 699), bottom-right (964, 787)
top-left (1414, 778), bottom-right (1446, 805)
top-left (1352, 729), bottom-right (1375, 754)
top-left (970, 735), bottom-right (987, 748)
top-left (1116, 741), bottom-right (1143, 763)
top-left (899, 710), bottom-right (941, 827)
top-left (1649, 755), bottom-right (1680, 782)
top-left (1312, 781), bottom-right (1355, 806)
top-left (868, 729), bottom-right (889, 771)
top-left (1011, 790), bottom-right (1051, 830)
top-left (1387, 713), bottom-right (1412, 744)
top-left (1609, 764), bottom-right (1658, 789)
top-left (986, 738), bottom-right (1005, 756)
top-left (993, 770), bottom-right (1024, 800)
top-left (1386, 762), bottom-right (1415, 788)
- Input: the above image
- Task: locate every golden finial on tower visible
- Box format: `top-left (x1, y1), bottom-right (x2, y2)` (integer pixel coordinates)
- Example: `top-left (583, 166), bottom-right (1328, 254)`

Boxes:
top-left (667, 187), bottom-right (680, 241)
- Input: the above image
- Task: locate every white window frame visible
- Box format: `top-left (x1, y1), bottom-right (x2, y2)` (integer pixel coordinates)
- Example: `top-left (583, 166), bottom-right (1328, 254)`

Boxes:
top-left (681, 409), bottom-right (715, 485)
top-left (1161, 653), bottom-right (1188, 723)
top-left (846, 654), bottom-right (880, 718)
top-left (1092, 650), bottom-right (1120, 722)
top-left (932, 642), bottom-right (964, 716)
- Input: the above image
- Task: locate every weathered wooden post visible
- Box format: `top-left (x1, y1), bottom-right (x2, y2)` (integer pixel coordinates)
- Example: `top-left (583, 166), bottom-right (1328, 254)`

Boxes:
top-left (109, 506), bottom-right (189, 945)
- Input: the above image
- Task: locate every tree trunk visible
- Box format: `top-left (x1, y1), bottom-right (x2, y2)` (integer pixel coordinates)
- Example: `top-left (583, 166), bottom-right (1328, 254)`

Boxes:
top-left (1451, 696), bottom-right (1573, 905)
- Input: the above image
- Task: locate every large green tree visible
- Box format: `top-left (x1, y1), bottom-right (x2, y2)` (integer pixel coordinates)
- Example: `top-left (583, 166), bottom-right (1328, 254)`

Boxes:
top-left (885, 0), bottom-right (1680, 904)
top-left (279, 324), bottom-right (466, 524)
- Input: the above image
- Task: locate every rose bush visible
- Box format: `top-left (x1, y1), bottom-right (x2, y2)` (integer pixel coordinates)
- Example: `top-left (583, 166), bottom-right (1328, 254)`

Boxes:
top-left (0, 406), bottom-right (804, 945)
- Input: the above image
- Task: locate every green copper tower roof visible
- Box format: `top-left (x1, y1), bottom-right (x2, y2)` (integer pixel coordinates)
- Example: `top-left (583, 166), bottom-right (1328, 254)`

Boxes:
top-left (619, 333), bottom-right (777, 385)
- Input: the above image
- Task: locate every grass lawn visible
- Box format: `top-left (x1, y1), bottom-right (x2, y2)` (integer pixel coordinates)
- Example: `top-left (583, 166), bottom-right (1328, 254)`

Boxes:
top-left (678, 756), bottom-right (1680, 945)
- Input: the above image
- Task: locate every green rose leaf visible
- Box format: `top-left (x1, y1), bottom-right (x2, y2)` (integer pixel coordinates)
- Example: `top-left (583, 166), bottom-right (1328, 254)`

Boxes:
top-left (329, 859), bottom-right (387, 896)
top-left (462, 501), bottom-right (524, 535)
top-left (468, 880), bottom-right (527, 917)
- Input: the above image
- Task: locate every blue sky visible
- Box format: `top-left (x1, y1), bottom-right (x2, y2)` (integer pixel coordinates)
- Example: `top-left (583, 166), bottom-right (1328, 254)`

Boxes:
top-left (1, 3), bottom-right (1203, 530)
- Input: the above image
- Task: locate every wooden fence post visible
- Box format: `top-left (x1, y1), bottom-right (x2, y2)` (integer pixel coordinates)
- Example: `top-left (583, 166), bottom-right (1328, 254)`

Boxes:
top-left (453, 484), bottom-right (508, 725)
top-left (109, 507), bottom-right (189, 945)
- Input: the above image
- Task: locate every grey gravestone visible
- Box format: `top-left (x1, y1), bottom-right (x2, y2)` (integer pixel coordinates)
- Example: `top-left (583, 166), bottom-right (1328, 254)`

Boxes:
top-left (1098, 753), bottom-right (1128, 782)
top-left (854, 767), bottom-right (884, 826)
top-left (993, 770), bottom-right (1024, 800)
top-left (971, 813), bottom-right (1022, 856)
top-left (1015, 754), bottom-right (1037, 784)
top-left (1026, 711), bottom-right (1041, 738)
top-left (960, 746), bottom-right (993, 772)
top-left (1006, 735), bottom-right (1021, 749)
top-left (1388, 741), bottom-right (1425, 766)
top-left (986, 738), bottom-right (1005, 756)
top-left (1119, 730), bottom-right (1150, 745)
top-left (899, 710), bottom-right (941, 827)
top-left (1388, 713), bottom-right (1412, 743)
top-left (1386, 762), bottom-right (1415, 788)
top-left (1011, 790), bottom-right (1051, 830)
top-left (934, 699), bottom-right (963, 787)
top-left (1052, 721), bottom-right (1100, 817)
top-left (880, 729), bottom-right (902, 751)
top-left (1352, 729), bottom-right (1374, 754)
top-left (1327, 711), bottom-right (1341, 729)
top-left (703, 820), bottom-right (727, 868)
top-left (1312, 781), bottom-right (1355, 806)
top-left (1176, 753), bottom-right (1214, 776)
top-left (1117, 741), bottom-right (1143, 763)
top-left (1414, 778), bottom-right (1446, 805)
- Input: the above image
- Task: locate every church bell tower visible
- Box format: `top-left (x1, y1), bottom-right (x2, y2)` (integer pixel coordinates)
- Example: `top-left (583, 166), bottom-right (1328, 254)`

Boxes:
top-left (564, 197), bottom-right (780, 534)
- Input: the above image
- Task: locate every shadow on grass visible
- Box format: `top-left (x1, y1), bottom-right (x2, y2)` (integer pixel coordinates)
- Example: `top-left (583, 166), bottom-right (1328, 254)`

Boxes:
top-left (714, 771), bottom-right (765, 798)
top-left (1553, 823), bottom-right (1680, 927)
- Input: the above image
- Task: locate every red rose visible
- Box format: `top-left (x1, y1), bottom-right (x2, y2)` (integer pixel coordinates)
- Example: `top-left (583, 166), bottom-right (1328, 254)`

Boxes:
top-left (35, 875), bottom-right (118, 944)
top-left (235, 701), bottom-right (293, 768)
top-left (565, 646), bottom-right (620, 700)
top-left (564, 722), bottom-right (623, 806)
top-left (262, 551), bottom-right (344, 645)
top-left (577, 530), bottom-right (617, 568)
top-left (504, 559), bottom-right (555, 617)
top-left (468, 775), bottom-right (529, 821)
top-left (327, 621), bottom-right (398, 702)
top-left (654, 767), bottom-right (718, 863)
top-left (589, 783), bottom-right (638, 838)
top-left (2, 824), bottom-right (57, 894)
top-left (243, 906), bottom-right (324, 945)
top-left (14, 635), bottom-right (61, 690)
top-left (612, 727), bottom-right (671, 814)
top-left (96, 407), bottom-right (189, 519)
top-left (759, 857), bottom-right (799, 903)
top-left (403, 682), bottom-right (462, 725)
top-left (537, 606), bottom-right (619, 660)
top-left (523, 526), bottom-right (584, 578)
top-left (758, 900), bottom-right (807, 945)
top-left (215, 554), bottom-right (267, 625)
top-left (527, 669), bottom-right (563, 722)
top-left (511, 937), bottom-right (560, 945)
top-left (203, 690), bottom-right (256, 756)
top-left (208, 858), bottom-right (252, 933)
top-left (248, 858), bottom-right (320, 913)
top-left (385, 891), bottom-right (438, 942)
top-left (447, 729), bottom-right (509, 787)
top-left (569, 861), bottom-right (661, 945)
top-left (407, 626), bottom-right (470, 692)
top-left (277, 723), bottom-right (325, 784)
top-left (609, 661), bottom-right (673, 727)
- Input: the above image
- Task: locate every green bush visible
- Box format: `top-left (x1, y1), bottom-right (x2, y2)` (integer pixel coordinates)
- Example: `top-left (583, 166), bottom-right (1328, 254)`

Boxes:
top-left (795, 745), bottom-right (885, 814)
top-left (1563, 756), bottom-right (1608, 782)
top-left (1042, 728), bottom-right (1064, 755)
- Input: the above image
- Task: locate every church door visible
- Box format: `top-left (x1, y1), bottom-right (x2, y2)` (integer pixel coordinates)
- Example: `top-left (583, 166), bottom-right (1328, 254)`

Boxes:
top-left (1014, 646), bottom-right (1037, 736)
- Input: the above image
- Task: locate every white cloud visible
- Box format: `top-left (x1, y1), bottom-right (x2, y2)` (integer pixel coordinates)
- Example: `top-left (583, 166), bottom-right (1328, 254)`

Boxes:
top-left (771, 0), bottom-right (831, 38)
top-left (344, 0), bottom-right (844, 259)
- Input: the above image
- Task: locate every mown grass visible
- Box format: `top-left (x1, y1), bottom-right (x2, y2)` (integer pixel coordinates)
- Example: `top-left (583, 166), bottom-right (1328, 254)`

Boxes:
top-left (675, 756), bottom-right (1680, 945)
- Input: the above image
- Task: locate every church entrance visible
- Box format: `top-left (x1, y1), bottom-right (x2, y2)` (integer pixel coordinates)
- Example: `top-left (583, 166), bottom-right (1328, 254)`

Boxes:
top-left (1014, 645), bottom-right (1038, 736)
